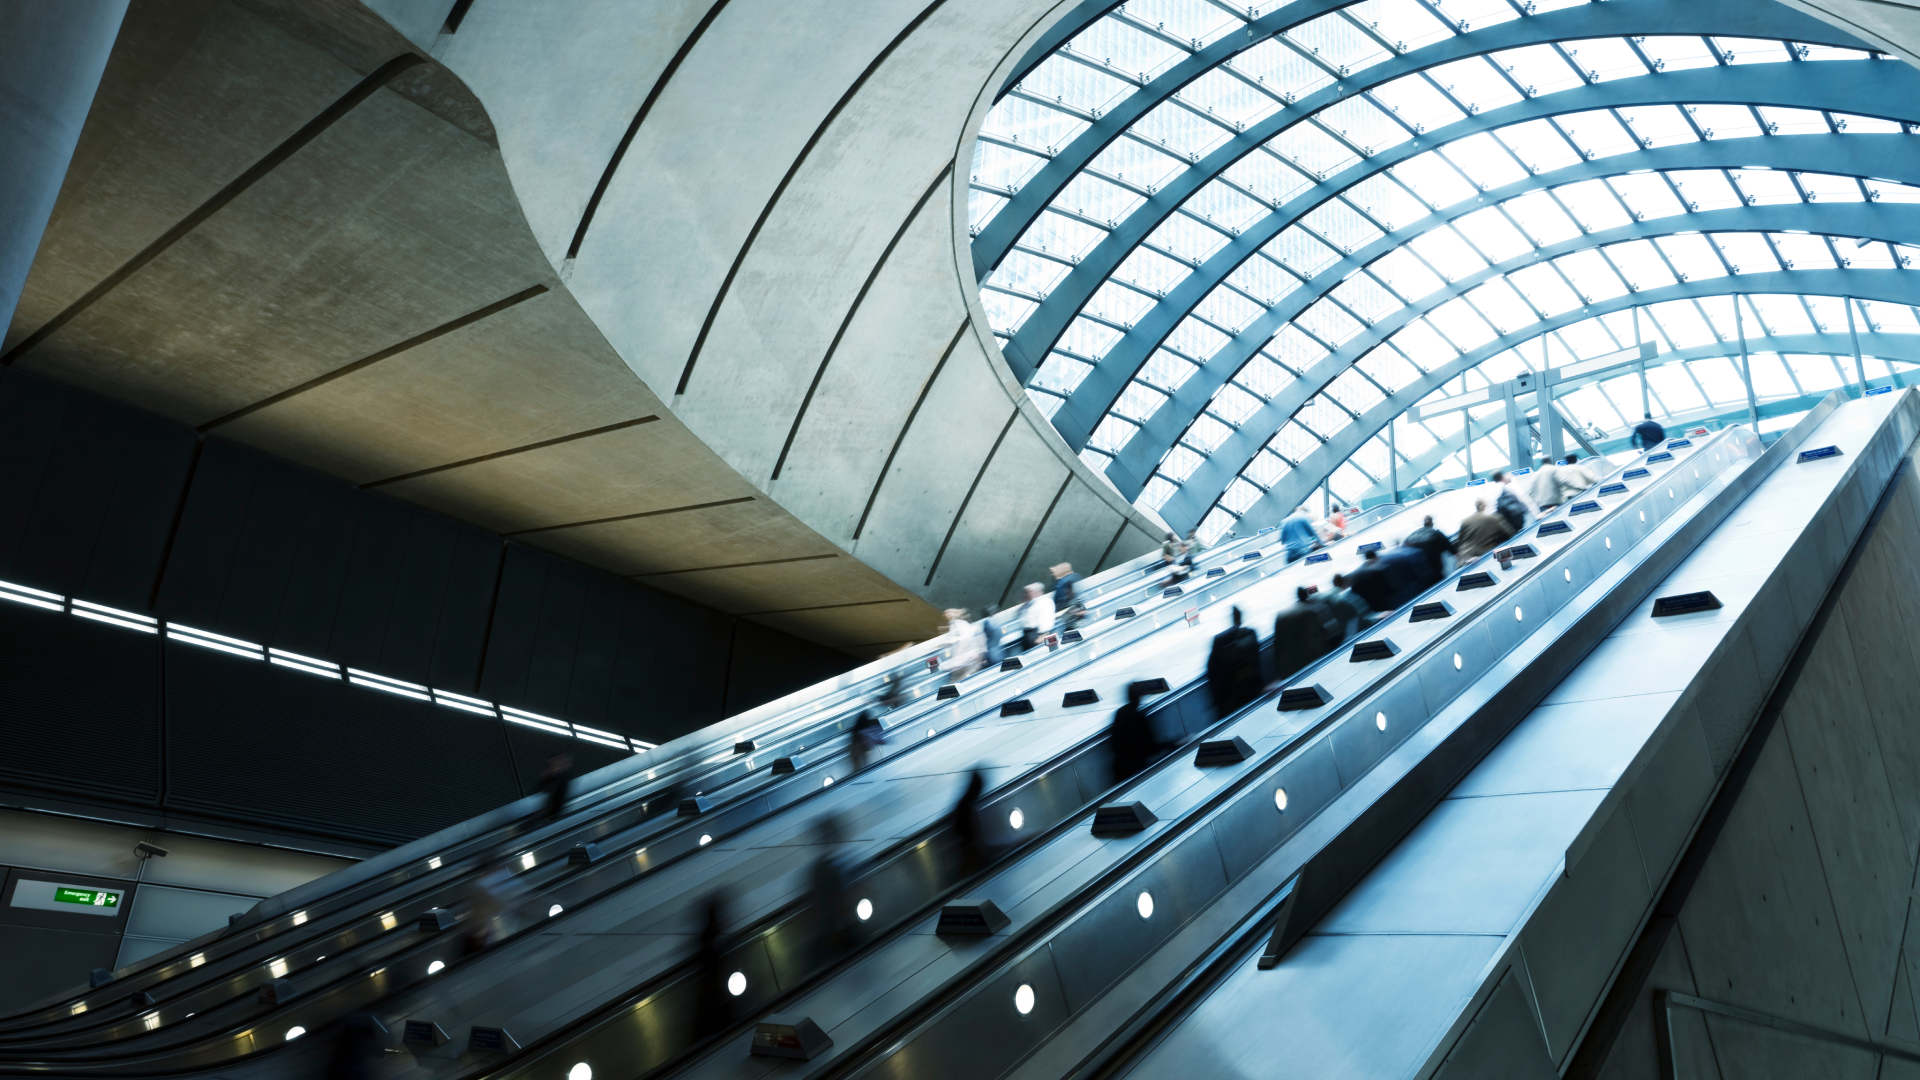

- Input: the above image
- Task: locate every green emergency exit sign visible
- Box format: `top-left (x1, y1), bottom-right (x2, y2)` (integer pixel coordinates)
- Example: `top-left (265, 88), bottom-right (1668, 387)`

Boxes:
top-left (54, 887), bottom-right (119, 908)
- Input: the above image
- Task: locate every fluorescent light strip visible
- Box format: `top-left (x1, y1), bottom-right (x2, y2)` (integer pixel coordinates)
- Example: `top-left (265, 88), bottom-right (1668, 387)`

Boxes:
top-left (167, 630), bottom-right (263, 659)
top-left (576, 733), bottom-right (628, 750)
top-left (347, 673), bottom-right (430, 702)
top-left (0, 579), bottom-right (62, 601)
top-left (0, 590), bottom-right (63, 613)
top-left (73, 609), bottom-right (158, 634)
top-left (169, 623), bottom-right (261, 650)
top-left (433, 688), bottom-right (493, 709)
top-left (432, 695), bottom-right (497, 717)
top-left (503, 714), bottom-right (572, 737)
top-left (631, 740), bottom-right (657, 750)
top-left (573, 723), bottom-right (622, 740)
top-left (73, 599), bottom-right (157, 625)
top-left (269, 656), bottom-right (341, 679)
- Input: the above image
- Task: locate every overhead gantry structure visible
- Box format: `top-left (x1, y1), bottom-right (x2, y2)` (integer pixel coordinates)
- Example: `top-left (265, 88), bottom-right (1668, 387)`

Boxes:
top-left (969, 0), bottom-right (1920, 539)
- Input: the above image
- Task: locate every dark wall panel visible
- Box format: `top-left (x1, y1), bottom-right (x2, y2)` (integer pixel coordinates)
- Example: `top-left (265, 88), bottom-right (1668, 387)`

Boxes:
top-left (0, 600), bottom-right (160, 802)
top-left (12, 395), bottom-right (134, 594)
top-left (272, 478), bottom-right (360, 659)
top-left (502, 724), bottom-right (627, 797)
top-left (81, 413), bottom-right (195, 610)
top-left (477, 543), bottom-right (546, 708)
top-left (426, 532), bottom-right (499, 695)
top-left (155, 440), bottom-right (258, 628)
top-left (0, 371), bottom-right (73, 582)
top-left (727, 620), bottom-right (862, 719)
top-left (523, 557), bottom-right (589, 716)
top-left (563, 579), bottom-right (625, 727)
top-left (163, 642), bottom-right (523, 845)
top-left (607, 585), bottom-right (732, 744)
top-left (210, 453), bottom-right (309, 644)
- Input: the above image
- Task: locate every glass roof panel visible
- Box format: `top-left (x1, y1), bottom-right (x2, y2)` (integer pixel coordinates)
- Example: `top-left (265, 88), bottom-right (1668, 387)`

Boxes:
top-left (1553, 248), bottom-right (1629, 303)
top-left (1269, 122), bottom-right (1362, 180)
top-left (1796, 173), bottom-right (1864, 203)
top-left (1088, 137), bottom-right (1189, 192)
top-left (1434, 0), bottom-right (1521, 32)
top-left (1133, 97), bottom-right (1232, 162)
top-left (1126, 0), bottom-right (1242, 46)
top-left (1284, 11), bottom-right (1391, 77)
top-left (1500, 190), bottom-right (1582, 246)
top-left (1178, 66), bottom-right (1284, 130)
top-left (1453, 206), bottom-right (1535, 264)
top-left (1427, 56), bottom-right (1525, 114)
top-left (1770, 233), bottom-right (1839, 270)
top-left (1554, 178), bottom-right (1634, 233)
top-left (1710, 232), bottom-right (1778, 274)
top-left (1391, 319), bottom-right (1461, 369)
top-left (1749, 294), bottom-right (1815, 335)
top-left (1346, 0), bottom-right (1455, 53)
top-left (1222, 255), bottom-right (1298, 306)
top-left (1410, 225), bottom-right (1491, 280)
top-left (973, 141), bottom-right (1046, 193)
top-left (1185, 178), bottom-right (1272, 233)
top-left (983, 96), bottom-right (1089, 153)
top-left (1440, 131), bottom-right (1530, 191)
top-left (1687, 104), bottom-right (1764, 141)
top-left (1835, 113), bottom-right (1905, 135)
top-left (1194, 284), bottom-right (1263, 331)
top-left (1268, 225), bottom-right (1343, 277)
top-left (1345, 173), bottom-right (1429, 231)
top-left (1296, 296), bottom-right (1368, 348)
top-left (1055, 171), bottom-right (1147, 224)
top-left (1032, 353), bottom-right (1091, 395)
top-left (1786, 353), bottom-right (1846, 392)
top-left (1555, 109), bottom-right (1640, 159)
top-left (1667, 169), bottom-right (1742, 212)
top-left (1111, 381), bottom-right (1169, 423)
top-left (1605, 239), bottom-right (1679, 292)
top-left (1654, 233), bottom-right (1729, 280)
top-left (1269, 323), bottom-right (1330, 371)
top-left (1116, 245), bottom-right (1198, 296)
top-left (1088, 414), bottom-right (1139, 454)
top-left (1426, 296), bottom-right (1500, 350)
top-left (1496, 119), bottom-right (1584, 174)
top-left (1319, 97), bottom-right (1412, 157)
top-left (1606, 173), bottom-right (1686, 221)
top-left (1617, 104), bottom-right (1700, 149)
top-left (1728, 168), bottom-right (1798, 206)
top-left (1561, 38), bottom-right (1651, 83)
top-left (1756, 106), bottom-right (1829, 137)
top-left (1506, 262), bottom-right (1584, 316)
top-left (1067, 16), bottom-right (1184, 81)
top-left (1023, 53), bottom-right (1138, 114)
top-left (1464, 277), bottom-right (1538, 334)
top-left (1713, 37), bottom-right (1792, 65)
top-left (1793, 43), bottom-right (1874, 63)
top-left (1493, 44), bottom-right (1586, 98)
top-left (1389, 152), bottom-right (1480, 211)
top-left (1301, 198), bottom-right (1386, 254)
top-left (1370, 246), bottom-right (1447, 301)
top-left (1637, 36), bottom-right (1719, 73)
top-left (1219, 151), bottom-right (1313, 206)
top-left (1235, 354), bottom-right (1296, 399)
top-left (1331, 271), bottom-right (1402, 324)
top-left (1369, 75), bottom-right (1467, 134)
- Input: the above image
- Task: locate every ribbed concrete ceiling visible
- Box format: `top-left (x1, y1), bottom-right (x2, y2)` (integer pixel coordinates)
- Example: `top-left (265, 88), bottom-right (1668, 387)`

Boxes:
top-left (5, 0), bottom-right (1168, 660)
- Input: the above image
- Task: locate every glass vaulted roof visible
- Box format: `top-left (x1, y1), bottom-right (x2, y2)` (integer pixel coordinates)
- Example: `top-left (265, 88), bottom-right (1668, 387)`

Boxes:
top-left (969, 0), bottom-right (1920, 542)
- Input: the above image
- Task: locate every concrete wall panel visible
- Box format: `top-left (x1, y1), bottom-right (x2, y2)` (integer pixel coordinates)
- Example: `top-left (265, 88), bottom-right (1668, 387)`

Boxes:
top-left (925, 414), bottom-right (1071, 607)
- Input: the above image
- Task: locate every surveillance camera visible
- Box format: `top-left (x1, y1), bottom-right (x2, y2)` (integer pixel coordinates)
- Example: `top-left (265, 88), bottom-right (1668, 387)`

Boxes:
top-left (134, 842), bottom-right (169, 859)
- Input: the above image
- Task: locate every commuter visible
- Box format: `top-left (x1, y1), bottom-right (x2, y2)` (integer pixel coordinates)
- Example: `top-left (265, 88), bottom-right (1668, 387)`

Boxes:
top-left (538, 754), bottom-right (574, 823)
top-left (848, 710), bottom-right (885, 772)
top-left (1402, 515), bottom-right (1455, 582)
top-left (1328, 505), bottom-right (1351, 537)
top-left (1160, 532), bottom-right (1182, 567)
top-left (1529, 457), bottom-right (1562, 510)
top-left (1109, 681), bottom-right (1168, 782)
top-left (1279, 505), bottom-right (1318, 563)
top-left (1181, 528), bottom-right (1205, 569)
top-left (1491, 470), bottom-right (1534, 531)
top-left (944, 608), bottom-right (985, 680)
top-left (1018, 583), bottom-right (1055, 652)
top-left (809, 816), bottom-right (853, 964)
top-left (1206, 606), bottom-right (1265, 719)
top-left (1631, 412), bottom-right (1666, 450)
top-left (1545, 453), bottom-right (1598, 507)
top-left (462, 857), bottom-right (524, 954)
top-left (1456, 499), bottom-right (1517, 560)
top-left (1051, 563), bottom-right (1086, 632)
top-left (950, 769), bottom-right (989, 878)
top-left (875, 672), bottom-right (910, 712)
top-left (691, 894), bottom-right (734, 1039)
top-left (1270, 585), bottom-right (1340, 682)
top-left (1323, 576), bottom-right (1372, 638)
top-left (1342, 550), bottom-right (1397, 614)
top-left (979, 606), bottom-right (1005, 667)
top-left (1376, 543), bottom-right (1435, 606)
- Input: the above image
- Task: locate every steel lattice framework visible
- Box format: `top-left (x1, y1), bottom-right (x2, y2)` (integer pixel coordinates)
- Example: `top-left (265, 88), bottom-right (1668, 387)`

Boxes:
top-left (969, 0), bottom-right (1920, 540)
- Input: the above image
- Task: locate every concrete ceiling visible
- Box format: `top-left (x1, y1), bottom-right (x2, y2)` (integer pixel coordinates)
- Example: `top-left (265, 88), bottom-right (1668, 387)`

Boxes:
top-left (5, 0), bottom-right (1165, 660)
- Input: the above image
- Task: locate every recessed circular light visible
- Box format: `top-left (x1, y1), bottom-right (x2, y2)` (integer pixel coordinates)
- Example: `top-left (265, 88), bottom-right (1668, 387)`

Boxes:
top-left (426, 960), bottom-right (444, 975)
top-left (824, 776), bottom-right (835, 787)
top-left (1514, 606), bottom-right (1524, 622)
top-left (569, 1064), bottom-right (593, 1080)
top-left (548, 904), bottom-right (563, 917)
top-left (1014, 984), bottom-right (1036, 1015)
top-left (1274, 788), bottom-right (1289, 812)
top-left (1009, 808), bottom-right (1025, 829)
top-left (1375, 711), bottom-right (1387, 732)
top-left (1564, 569), bottom-right (1572, 582)
top-left (1137, 892), bottom-right (1154, 919)
top-left (857, 898), bottom-right (873, 921)
top-left (1453, 653), bottom-right (1463, 670)
top-left (285, 1026), bottom-right (305, 1041)
top-left (728, 971), bottom-right (747, 996)
top-left (699, 834), bottom-right (712, 846)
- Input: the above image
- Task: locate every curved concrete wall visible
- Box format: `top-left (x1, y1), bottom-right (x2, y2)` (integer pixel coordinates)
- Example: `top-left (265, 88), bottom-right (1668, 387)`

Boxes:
top-left (376, 0), bottom-right (1163, 611)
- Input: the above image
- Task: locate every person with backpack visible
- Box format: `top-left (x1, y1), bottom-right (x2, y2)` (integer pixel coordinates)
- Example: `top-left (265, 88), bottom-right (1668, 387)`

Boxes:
top-left (1457, 498), bottom-right (1517, 560)
top-left (1271, 585), bottom-right (1341, 682)
top-left (1206, 606), bottom-right (1264, 719)
top-left (1491, 470), bottom-right (1534, 531)
top-left (1631, 412), bottom-right (1666, 450)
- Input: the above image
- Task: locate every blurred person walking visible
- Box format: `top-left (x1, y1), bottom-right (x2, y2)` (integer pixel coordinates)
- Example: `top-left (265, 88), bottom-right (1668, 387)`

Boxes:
top-left (1280, 505), bottom-right (1318, 563)
top-left (979, 606), bottom-right (1005, 667)
top-left (691, 894), bottom-right (734, 1039)
top-left (950, 770), bottom-right (989, 878)
top-left (1491, 470), bottom-right (1534, 530)
top-left (809, 816), bottom-right (854, 964)
top-left (1270, 585), bottom-right (1340, 682)
top-left (538, 754), bottom-right (574, 823)
top-left (1108, 681), bottom-right (1168, 782)
top-left (1050, 564), bottom-right (1085, 632)
top-left (1018, 583), bottom-right (1055, 652)
top-left (1457, 498), bottom-right (1516, 560)
top-left (1402, 515), bottom-right (1455, 581)
top-left (944, 608), bottom-right (985, 680)
top-left (1631, 412), bottom-right (1666, 450)
top-left (1206, 606), bottom-right (1264, 719)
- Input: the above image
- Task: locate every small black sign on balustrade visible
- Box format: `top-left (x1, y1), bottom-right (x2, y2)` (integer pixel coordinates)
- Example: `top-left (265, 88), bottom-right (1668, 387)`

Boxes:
top-left (1305, 552), bottom-right (1331, 564)
top-left (1538, 521), bottom-right (1572, 537)
top-left (1163, 586), bottom-right (1184, 597)
top-left (1000, 699), bottom-right (1034, 717)
top-left (1652, 591), bottom-right (1722, 617)
top-left (1135, 678), bottom-right (1171, 695)
top-left (467, 1026), bottom-right (520, 1053)
top-left (1647, 452), bottom-right (1674, 463)
top-left (1457, 572), bottom-right (1497, 590)
top-left (1062, 689), bottom-right (1100, 707)
top-left (1623, 468), bottom-right (1651, 480)
top-left (1498, 544), bottom-right (1537, 560)
top-left (1206, 567), bottom-right (1226, 577)
top-left (1276, 684), bottom-right (1331, 711)
top-left (1797, 445), bottom-right (1843, 464)
top-left (936, 685), bottom-right (959, 700)
top-left (1667, 438), bottom-right (1693, 449)
top-left (1115, 607), bottom-right (1137, 619)
top-left (936, 899), bottom-right (1010, 935)
top-left (1091, 801), bottom-right (1158, 836)
top-left (1358, 542), bottom-right (1382, 554)
top-left (1568, 501), bottom-right (1600, 515)
top-left (1243, 550), bottom-right (1264, 560)
top-left (1349, 639), bottom-right (1399, 662)
top-left (403, 1020), bottom-right (448, 1047)
top-left (1410, 601), bottom-right (1454, 622)
top-left (1194, 737), bottom-right (1255, 766)
top-left (1598, 483), bottom-right (1627, 496)
top-left (1000, 657), bottom-right (1023, 671)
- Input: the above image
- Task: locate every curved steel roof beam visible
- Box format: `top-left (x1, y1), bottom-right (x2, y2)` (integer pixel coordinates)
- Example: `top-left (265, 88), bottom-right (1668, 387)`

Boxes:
top-left (1226, 268), bottom-right (1920, 530)
top-left (972, 0), bottom-right (1841, 281)
top-left (1159, 209), bottom-right (1920, 527)
top-left (1038, 59), bottom-right (1920, 451)
top-left (1111, 138), bottom-right (1920, 495)
top-left (1377, 331), bottom-right (1919, 495)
